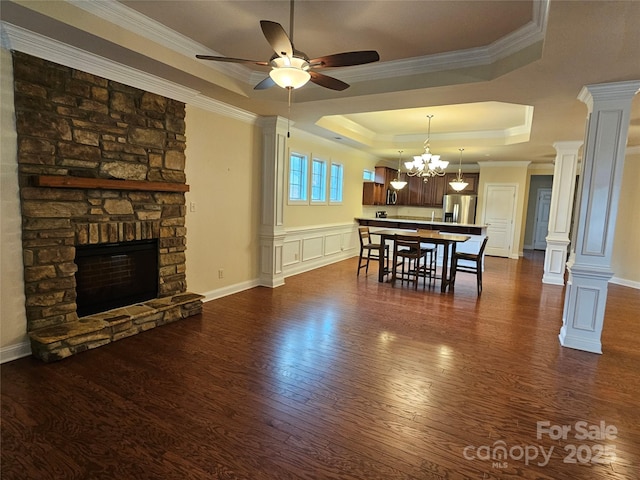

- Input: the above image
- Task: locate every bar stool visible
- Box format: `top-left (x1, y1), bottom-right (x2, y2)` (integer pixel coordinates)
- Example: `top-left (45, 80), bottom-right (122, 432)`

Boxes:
top-left (357, 227), bottom-right (388, 276)
top-left (391, 234), bottom-right (433, 289)
top-left (451, 236), bottom-right (489, 295)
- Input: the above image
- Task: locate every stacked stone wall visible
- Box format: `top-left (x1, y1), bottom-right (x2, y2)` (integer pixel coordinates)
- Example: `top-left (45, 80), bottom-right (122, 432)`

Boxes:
top-left (13, 51), bottom-right (190, 334)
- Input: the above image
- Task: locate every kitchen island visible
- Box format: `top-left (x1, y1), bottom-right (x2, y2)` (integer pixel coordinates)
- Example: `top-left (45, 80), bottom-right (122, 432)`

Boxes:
top-left (356, 216), bottom-right (487, 236)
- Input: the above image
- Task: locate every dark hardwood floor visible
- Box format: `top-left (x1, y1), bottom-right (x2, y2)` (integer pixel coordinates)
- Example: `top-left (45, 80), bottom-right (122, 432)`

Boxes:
top-left (2, 252), bottom-right (639, 479)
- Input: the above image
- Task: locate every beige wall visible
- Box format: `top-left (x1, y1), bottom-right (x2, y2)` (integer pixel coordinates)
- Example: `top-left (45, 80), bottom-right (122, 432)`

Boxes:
top-left (184, 105), bottom-right (262, 296)
top-left (477, 162), bottom-right (530, 258)
top-left (1, 48), bottom-right (29, 354)
top-left (1, 44), bottom-right (639, 359)
top-left (285, 130), bottom-right (379, 228)
top-left (612, 151), bottom-right (640, 285)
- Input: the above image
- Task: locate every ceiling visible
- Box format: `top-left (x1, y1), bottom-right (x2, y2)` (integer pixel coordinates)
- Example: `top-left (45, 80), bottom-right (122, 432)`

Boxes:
top-left (1, 0), bottom-right (639, 167)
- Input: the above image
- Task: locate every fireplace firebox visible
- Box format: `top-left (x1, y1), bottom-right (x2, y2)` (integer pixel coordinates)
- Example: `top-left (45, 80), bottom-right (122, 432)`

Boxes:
top-left (75, 239), bottom-right (159, 317)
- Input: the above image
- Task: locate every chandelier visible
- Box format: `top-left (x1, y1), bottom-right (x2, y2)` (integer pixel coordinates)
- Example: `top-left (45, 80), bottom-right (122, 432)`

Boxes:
top-left (404, 115), bottom-right (449, 181)
top-left (389, 150), bottom-right (407, 190)
top-left (449, 148), bottom-right (469, 192)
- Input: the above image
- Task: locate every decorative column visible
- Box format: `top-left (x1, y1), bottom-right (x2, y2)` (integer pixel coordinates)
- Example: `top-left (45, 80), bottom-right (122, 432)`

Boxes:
top-left (259, 116), bottom-right (289, 287)
top-left (542, 141), bottom-right (582, 285)
top-left (559, 81), bottom-right (639, 354)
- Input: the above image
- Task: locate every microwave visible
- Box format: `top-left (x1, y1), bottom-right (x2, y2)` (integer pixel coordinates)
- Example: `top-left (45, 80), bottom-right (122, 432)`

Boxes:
top-left (386, 189), bottom-right (397, 205)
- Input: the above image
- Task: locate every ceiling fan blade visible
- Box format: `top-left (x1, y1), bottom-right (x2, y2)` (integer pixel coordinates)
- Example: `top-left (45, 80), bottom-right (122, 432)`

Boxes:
top-left (254, 76), bottom-right (276, 90)
top-left (309, 71), bottom-right (349, 91)
top-left (196, 55), bottom-right (269, 66)
top-left (260, 20), bottom-right (293, 58)
top-left (309, 50), bottom-right (380, 68)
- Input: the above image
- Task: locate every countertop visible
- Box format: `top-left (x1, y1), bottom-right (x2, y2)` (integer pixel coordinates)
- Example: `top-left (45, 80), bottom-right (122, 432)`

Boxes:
top-left (356, 216), bottom-right (487, 229)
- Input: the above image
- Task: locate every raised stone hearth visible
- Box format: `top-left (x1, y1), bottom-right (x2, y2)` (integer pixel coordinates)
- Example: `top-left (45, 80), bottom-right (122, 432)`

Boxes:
top-left (13, 51), bottom-right (202, 361)
top-left (29, 293), bottom-right (204, 362)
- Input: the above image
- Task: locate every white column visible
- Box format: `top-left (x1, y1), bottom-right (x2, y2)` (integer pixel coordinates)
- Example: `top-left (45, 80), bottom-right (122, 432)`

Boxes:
top-left (542, 141), bottom-right (582, 285)
top-left (259, 116), bottom-right (289, 287)
top-left (559, 81), bottom-right (640, 354)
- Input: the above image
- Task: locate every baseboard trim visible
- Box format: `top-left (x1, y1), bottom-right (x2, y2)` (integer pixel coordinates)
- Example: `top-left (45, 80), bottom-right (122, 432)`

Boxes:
top-left (610, 276), bottom-right (640, 290)
top-left (1, 341), bottom-right (32, 364)
top-left (200, 279), bottom-right (262, 303)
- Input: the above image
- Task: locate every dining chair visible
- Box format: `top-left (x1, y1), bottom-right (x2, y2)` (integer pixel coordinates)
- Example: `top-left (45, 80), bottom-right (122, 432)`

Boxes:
top-left (451, 236), bottom-right (489, 295)
top-left (391, 234), bottom-right (433, 289)
top-left (357, 227), bottom-right (388, 276)
top-left (417, 230), bottom-right (438, 282)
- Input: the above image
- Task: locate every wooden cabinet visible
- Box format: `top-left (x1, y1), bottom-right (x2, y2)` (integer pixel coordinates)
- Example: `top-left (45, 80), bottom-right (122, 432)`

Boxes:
top-left (405, 176), bottom-right (424, 205)
top-left (445, 172), bottom-right (479, 194)
top-left (423, 175), bottom-right (447, 207)
top-left (384, 172), bottom-right (480, 207)
top-left (362, 182), bottom-right (385, 205)
top-left (366, 166), bottom-right (405, 205)
top-left (375, 166), bottom-right (398, 190)
top-left (396, 175), bottom-right (444, 207)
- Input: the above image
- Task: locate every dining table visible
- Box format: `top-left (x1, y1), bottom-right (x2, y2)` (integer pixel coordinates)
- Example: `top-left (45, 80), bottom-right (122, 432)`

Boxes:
top-left (374, 229), bottom-right (471, 292)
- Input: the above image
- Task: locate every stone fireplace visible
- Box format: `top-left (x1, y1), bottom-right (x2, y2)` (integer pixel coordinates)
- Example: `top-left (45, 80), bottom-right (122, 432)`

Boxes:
top-left (13, 52), bottom-right (202, 362)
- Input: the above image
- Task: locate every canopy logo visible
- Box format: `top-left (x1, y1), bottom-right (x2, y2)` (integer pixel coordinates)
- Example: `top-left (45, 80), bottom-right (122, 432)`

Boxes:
top-left (462, 420), bottom-right (618, 469)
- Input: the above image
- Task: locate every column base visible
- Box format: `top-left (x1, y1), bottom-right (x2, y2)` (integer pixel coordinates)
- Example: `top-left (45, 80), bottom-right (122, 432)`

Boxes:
top-left (542, 238), bottom-right (569, 285)
top-left (559, 263), bottom-right (612, 355)
top-left (259, 232), bottom-right (286, 288)
top-left (558, 326), bottom-right (602, 354)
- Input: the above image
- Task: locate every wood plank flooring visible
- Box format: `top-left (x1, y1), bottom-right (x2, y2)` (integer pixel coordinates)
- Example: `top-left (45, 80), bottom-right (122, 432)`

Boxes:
top-left (2, 251), bottom-right (639, 479)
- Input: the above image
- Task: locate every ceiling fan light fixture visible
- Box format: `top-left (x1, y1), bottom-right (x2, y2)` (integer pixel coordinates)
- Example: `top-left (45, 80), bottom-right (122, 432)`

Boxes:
top-left (269, 67), bottom-right (311, 89)
top-left (196, 2), bottom-right (379, 92)
top-left (269, 56), bottom-right (311, 89)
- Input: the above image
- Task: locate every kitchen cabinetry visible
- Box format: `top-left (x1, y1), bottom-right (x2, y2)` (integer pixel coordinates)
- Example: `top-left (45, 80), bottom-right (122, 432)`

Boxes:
top-left (396, 175), bottom-right (446, 207)
top-left (362, 166), bottom-right (402, 205)
top-left (423, 175), bottom-right (447, 207)
top-left (396, 175), bottom-right (420, 205)
top-left (392, 172), bottom-right (479, 207)
top-left (445, 172), bottom-right (479, 194)
top-left (362, 182), bottom-right (386, 205)
top-left (375, 166), bottom-right (398, 189)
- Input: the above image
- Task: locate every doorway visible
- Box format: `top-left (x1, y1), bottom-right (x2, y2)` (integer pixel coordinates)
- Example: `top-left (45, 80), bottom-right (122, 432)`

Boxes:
top-left (533, 188), bottom-right (552, 250)
top-left (481, 183), bottom-right (518, 258)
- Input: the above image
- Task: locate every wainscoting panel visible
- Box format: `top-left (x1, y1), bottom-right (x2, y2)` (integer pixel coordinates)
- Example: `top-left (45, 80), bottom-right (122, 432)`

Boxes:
top-left (283, 223), bottom-right (359, 277)
top-left (324, 233), bottom-right (343, 256)
top-left (283, 240), bottom-right (302, 267)
top-left (302, 236), bottom-right (324, 262)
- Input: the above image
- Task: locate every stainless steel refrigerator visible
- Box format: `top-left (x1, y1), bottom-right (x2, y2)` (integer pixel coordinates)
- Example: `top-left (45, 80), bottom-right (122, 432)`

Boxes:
top-left (442, 194), bottom-right (477, 224)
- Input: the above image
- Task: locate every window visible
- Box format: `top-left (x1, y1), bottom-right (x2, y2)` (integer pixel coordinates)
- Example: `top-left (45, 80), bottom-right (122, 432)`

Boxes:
top-left (330, 162), bottom-right (344, 203)
top-left (311, 158), bottom-right (327, 203)
top-left (289, 152), bottom-right (308, 203)
top-left (363, 169), bottom-right (375, 181)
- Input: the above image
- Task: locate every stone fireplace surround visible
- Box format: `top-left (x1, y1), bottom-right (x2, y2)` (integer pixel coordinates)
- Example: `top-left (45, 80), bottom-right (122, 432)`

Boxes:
top-left (13, 52), bottom-right (202, 362)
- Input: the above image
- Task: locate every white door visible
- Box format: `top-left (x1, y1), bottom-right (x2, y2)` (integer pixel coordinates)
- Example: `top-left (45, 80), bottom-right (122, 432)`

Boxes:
top-left (533, 188), bottom-right (552, 250)
top-left (482, 184), bottom-right (517, 258)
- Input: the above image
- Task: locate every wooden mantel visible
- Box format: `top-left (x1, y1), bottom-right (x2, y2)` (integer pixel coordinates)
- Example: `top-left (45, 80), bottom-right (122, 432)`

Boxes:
top-left (33, 175), bottom-right (190, 193)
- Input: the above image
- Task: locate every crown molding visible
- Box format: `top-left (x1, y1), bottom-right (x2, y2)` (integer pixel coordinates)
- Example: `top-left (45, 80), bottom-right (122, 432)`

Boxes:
top-left (67, 0), bottom-right (549, 88)
top-left (300, 0), bottom-right (549, 85)
top-left (1, 22), bottom-right (199, 103)
top-left (68, 0), bottom-right (252, 85)
top-left (1, 21), bottom-right (257, 123)
top-left (188, 95), bottom-right (258, 125)
top-left (478, 161), bottom-right (532, 168)
top-left (528, 163), bottom-right (555, 171)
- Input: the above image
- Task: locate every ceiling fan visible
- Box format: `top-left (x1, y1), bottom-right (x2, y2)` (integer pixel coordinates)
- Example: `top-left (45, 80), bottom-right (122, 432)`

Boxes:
top-left (196, 0), bottom-right (379, 91)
